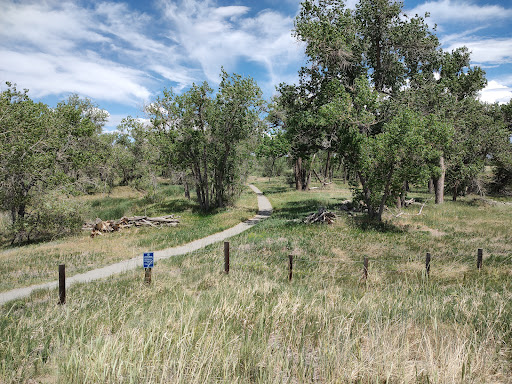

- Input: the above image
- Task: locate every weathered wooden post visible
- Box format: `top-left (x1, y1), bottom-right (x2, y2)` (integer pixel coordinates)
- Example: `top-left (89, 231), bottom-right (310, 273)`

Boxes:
top-left (477, 248), bottom-right (483, 270)
top-left (288, 255), bottom-right (293, 281)
top-left (425, 252), bottom-right (431, 276)
top-left (363, 257), bottom-right (369, 281)
top-left (144, 268), bottom-right (152, 284)
top-left (58, 264), bottom-right (66, 305)
top-left (224, 241), bottom-right (230, 274)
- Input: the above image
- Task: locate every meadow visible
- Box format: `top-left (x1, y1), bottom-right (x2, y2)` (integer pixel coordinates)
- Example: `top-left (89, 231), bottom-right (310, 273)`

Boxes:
top-left (1, 177), bottom-right (511, 383)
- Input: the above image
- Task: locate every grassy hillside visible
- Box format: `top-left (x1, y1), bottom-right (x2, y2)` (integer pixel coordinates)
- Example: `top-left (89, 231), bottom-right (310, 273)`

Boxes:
top-left (1, 178), bottom-right (511, 383)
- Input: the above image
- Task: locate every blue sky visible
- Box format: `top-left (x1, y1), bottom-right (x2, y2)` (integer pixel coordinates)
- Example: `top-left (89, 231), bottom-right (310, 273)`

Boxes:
top-left (1, 0), bottom-right (511, 131)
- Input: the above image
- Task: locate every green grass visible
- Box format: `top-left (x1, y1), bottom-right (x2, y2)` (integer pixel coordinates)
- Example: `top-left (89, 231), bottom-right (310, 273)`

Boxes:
top-left (1, 177), bottom-right (511, 383)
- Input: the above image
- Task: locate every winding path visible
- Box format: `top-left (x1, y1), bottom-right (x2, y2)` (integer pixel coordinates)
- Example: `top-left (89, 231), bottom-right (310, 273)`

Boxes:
top-left (0, 185), bottom-right (272, 306)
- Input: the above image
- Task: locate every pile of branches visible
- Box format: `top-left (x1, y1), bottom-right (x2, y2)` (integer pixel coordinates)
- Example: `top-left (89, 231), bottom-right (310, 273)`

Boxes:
top-left (84, 215), bottom-right (179, 238)
top-left (304, 207), bottom-right (337, 224)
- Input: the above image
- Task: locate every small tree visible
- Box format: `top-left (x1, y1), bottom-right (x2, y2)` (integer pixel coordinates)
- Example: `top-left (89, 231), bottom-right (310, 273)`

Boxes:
top-left (0, 84), bottom-right (100, 242)
top-left (146, 70), bottom-right (264, 211)
top-left (351, 109), bottom-right (435, 220)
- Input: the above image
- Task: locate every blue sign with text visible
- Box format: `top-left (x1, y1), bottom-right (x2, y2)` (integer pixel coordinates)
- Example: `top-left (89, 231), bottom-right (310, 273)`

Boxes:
top-left (143, 252), bottom-right (154, 268)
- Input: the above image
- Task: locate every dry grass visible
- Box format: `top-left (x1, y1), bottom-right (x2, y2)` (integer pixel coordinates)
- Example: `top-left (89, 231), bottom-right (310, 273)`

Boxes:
top-left (0, 184), bottom-right (258, 291)
top-left (1, 178), bottom-right (511, 383)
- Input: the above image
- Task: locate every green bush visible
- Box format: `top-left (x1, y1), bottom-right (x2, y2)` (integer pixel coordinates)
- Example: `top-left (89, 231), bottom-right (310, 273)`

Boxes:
top-left (10, 194), bottom-right (84, 244)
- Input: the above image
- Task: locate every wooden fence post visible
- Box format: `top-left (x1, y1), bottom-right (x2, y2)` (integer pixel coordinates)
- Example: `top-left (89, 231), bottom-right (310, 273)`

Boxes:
top-left (425, 252), bottom-right (431, 276)
top-left (288, 255), bottom-right (293, 281)
top-left (58, 264), bottom-right (66, 305)
top-left (224, 241), bottom-right (230, 274)
top-left (144, 268), bottom-right (152, 284)
top-left (477, 248), bottom-right (483, 270)
top-left (363, 257), bottom-right (368, 281)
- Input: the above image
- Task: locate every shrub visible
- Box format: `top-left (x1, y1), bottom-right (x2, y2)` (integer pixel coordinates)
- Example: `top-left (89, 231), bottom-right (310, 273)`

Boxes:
top-left (9, 193), bottom-right (84, 244)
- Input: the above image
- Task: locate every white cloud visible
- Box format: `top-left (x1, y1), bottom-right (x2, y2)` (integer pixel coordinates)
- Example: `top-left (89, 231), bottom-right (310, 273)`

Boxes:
top-left (0, 0), bottom-right (191, 104)
top-left (212, 6), bottom-right (250, 18)
top-left (0, 0), bottom-right (305, 107)
top-left (445, 38), bottom-right (512, 65)
top-left (0, 1), bottom-right (108, 54)
top-left (408, 0), bottom-right (512, 24)
top-left (0, 50), bottom-right (151, 103)
top-left (161, 0), bottom-right (304, 84)
top-left (479, 80), bottom-right (512, 104)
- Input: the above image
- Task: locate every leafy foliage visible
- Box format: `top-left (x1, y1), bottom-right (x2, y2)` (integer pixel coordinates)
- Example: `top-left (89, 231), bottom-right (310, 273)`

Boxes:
top-left (146, 70), bottom-right (264, 211)
top-left (0, 82), bottom-right (106, 242)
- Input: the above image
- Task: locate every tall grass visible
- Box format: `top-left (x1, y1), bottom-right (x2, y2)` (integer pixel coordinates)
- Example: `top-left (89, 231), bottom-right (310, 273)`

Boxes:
top-left (1, 178), bottom-right (511, 383)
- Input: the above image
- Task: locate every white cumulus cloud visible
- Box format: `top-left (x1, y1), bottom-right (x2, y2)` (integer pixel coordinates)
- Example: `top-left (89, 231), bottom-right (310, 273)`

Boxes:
top-left (479, 80), bottom-right (512, 104)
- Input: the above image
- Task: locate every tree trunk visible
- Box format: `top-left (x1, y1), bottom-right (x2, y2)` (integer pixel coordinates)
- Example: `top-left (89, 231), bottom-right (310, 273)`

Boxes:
top-left (184, 181), bottom-right (190, 199)
top-left (305, 169), bottom-right (312, 191)
top-left (428, 178), bottom-right (434, 194)
top-left (294, 157), bottom-right (303, 191)
top-left (202, 149), bottom-right (209, 211)
top-left (401, 181), bottom-right (407, 207)
top-left (358, 172), bottom-right (375, 219)
top-left (434, 156), bottom-right (445, 204)
top-left (304, 154), bottom-right (315, 191)
top-left (377, 168), bottom-right (394, 221)
top-left (10, 207), bottom-right (16, 225)
top-left (324, 151), bottom-right (331, 180)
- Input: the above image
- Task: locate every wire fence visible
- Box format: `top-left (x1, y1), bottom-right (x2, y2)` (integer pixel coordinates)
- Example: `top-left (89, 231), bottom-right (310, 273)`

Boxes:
top-left (54, 242), bottom-right (508, 305)
top-left (221, 242), bottom-right (494, 282)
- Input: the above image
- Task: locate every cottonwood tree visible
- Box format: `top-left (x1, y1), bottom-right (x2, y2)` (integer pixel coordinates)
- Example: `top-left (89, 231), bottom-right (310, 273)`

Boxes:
top-left (0, 83), bottom-right (53, 225)
top-left (280, 0), bottom-right (447, 220)
top-left (113, 116), bottom-right (158, 192)
top-left (275, 83), bottom-right (324, 190)
top-left (0, 84), bottom-right (106, 241)
top-left (52, 94), bottom-right (109, 192)
top-left (146, 70), bottom-right (264, 211)
top-left (492, 101), bottom-right (512, 193)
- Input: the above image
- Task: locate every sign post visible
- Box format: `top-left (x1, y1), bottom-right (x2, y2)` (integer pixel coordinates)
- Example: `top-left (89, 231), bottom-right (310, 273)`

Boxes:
top-left (143, 252), bottom-right (154, 284)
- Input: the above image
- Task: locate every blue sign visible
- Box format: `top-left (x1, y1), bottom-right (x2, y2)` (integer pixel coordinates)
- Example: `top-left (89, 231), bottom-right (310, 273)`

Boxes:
top-left (143, 252), bottom-right (154, 268)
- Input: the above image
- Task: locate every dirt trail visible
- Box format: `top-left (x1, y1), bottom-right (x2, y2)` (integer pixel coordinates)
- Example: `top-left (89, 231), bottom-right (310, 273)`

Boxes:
top-left (0, 185), bottom-right (272, 306)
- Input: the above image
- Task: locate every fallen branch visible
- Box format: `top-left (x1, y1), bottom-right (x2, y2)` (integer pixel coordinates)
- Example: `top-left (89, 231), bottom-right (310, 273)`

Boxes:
top-left (416, 198), bottom-right (432, 215)
top-left (304, 207), bottom-right (337, 224)
top-left (84, 215), bottom-right (180, 238)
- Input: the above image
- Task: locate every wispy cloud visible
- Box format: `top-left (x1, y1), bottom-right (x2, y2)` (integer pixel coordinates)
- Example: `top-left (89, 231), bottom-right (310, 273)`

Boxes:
top-left (407, 0), bottom-right (512, 24)
top-left (0, 0), bottom-right (304, 107)
top-left (160, 0), bottom-right (304, 85)
top-left (0, 0), bottom-right (159, 104)
top-left (0, 49), bottom-right (152, 103)
top-left (445, 38), bottom-right (512, 65)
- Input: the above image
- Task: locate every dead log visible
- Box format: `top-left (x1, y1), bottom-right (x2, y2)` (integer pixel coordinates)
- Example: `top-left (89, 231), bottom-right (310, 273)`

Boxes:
top-left (84, 214), bottom-right (180, 237)
top-left (304, 207), bottom-right (337, 224)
